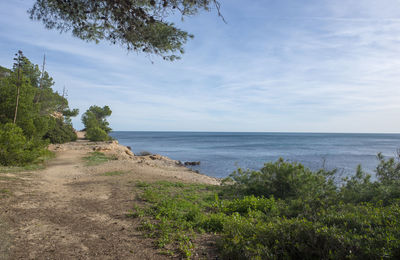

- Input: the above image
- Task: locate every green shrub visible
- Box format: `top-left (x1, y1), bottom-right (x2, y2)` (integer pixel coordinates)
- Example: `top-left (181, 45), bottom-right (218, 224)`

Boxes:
top-left (134, 181), bottom-right (221, 257)
top-left (217, 158), bottom-right (400, 259)
top-left (132, 158), bottom-right (400, 260)
top-left (340, 160), bottom-right (400, 205)
top-left (376, 152), bottom-right (400, 183)
top-left (217, 195), bottom-right (278, 216)
top-left (219, 202), bottom-right (400, 260)
top-left (198, 212), bottom-right (226, 232)
top-left (44, 118), bottom-right (77, 144)
top-left (0, 123), bottom-right (45, 166)
top-left (85, 127), bottom-right (109, 141)
top-left (340, 165), bottom-right (380, 204)
top-left (224, 158), bottom-right (337, 201)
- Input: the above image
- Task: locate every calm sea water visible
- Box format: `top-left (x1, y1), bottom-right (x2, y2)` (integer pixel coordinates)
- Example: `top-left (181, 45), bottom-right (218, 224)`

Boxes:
top-left (110, 132), bottom-right (400, 179)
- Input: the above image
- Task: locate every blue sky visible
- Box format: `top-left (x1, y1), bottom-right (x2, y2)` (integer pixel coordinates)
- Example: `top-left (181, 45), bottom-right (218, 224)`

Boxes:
top-left (1, 0), bottom-right (400, 132)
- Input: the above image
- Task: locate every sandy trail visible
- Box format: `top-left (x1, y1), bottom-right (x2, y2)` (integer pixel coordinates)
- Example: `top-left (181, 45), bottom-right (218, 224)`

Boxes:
top-left (4, 148), bottom-right (161, 259)
top-left (1, 139), bottom-right (218, 259)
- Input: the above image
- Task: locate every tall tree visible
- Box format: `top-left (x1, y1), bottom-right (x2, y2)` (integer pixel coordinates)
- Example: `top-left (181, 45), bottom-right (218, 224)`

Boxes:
top-left (28, 0), bottom-right (222, 61)
top-left (1, 52), bottom-right (79, 140)
top-left (13, 51), bottom-right (25, 124)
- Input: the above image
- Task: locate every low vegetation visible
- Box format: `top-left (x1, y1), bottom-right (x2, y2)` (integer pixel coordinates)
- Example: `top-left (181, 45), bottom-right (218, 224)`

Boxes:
top-left (104, 170), bottom-right (125, 176)
top-left (44, 118), bottom-right (77, 144)
top-left (0, 148), bottom-right (54, 172)
top-left (132, 154), bottom-right (400, 259)
top-left (0, 163), bottom-right (46, 174)
top-left (83, 152), bottom-right (117, 166)
top-left (132, 181), bottom-right (220, 258)
top-left (0, 189), bottom-right (10, 197)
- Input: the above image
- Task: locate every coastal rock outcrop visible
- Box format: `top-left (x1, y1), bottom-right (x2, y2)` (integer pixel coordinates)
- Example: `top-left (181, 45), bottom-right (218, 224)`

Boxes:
top-left (91, 140), bottom-right (134, 159)
top-left (184, 161), bottom-right (200, 166)
top-left (47, 132), bottom-right (220, 185)
top-left (48, 140), bottom-right (135, 159)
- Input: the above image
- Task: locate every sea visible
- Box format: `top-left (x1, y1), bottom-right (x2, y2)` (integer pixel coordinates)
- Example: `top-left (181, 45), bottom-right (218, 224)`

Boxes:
top-left (110, 132), bottom-right (400, 179)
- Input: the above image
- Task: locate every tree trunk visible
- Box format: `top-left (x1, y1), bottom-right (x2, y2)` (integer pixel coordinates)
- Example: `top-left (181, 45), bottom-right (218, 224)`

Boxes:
top-left (13, 64), bottom-right (21, 124)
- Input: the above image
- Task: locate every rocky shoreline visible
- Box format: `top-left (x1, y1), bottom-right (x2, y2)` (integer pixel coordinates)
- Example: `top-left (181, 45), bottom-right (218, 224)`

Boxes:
top-left (48, 137), bottom-right (220, 185)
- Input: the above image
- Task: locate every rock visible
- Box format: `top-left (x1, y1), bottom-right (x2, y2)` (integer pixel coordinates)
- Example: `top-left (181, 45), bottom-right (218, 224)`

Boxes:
top-left (184, 161), bottom-right (200, 166)
top-left (175, 161), bottom-right (183, 166)
top-left (149, 155), bottom-right (158, 160)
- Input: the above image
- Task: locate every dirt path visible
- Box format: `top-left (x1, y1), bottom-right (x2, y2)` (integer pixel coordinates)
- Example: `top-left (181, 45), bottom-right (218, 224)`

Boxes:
top-left (0, 140), bottom-right (218, 259)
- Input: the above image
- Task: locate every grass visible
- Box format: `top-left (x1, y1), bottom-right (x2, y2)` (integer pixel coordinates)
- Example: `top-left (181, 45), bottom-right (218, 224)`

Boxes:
top-left (83, 151), bottom-right (117, 166)
top-left (132, 177), bottom-right (400, 259)
top-left (104, 170), bottom-right (125, 176)
top-left (0, 189), bottom-right (11, 199)
top-left (0, 150), bottom-right (55, 173)
top-left (132, 181), bottom-right (221, 258)
top-left (0, 189), bottom-right (12, 199)
top-left (0, 164), bottom-right (45, 173)
top-left (37, 149), bottom-right (56, 163)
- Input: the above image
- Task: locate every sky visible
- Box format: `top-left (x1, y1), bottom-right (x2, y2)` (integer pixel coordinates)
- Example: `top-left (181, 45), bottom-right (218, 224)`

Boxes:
top-left (1, 0), bottom-right (400, 133)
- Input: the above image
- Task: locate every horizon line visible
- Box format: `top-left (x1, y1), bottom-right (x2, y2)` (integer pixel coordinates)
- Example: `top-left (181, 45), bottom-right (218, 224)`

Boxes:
top-left (110, 130), bottom-right (400, 135)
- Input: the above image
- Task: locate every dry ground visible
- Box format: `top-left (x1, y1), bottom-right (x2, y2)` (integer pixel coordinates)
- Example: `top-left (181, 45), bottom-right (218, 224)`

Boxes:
top-left (0, 138), bottom-right (219, 259)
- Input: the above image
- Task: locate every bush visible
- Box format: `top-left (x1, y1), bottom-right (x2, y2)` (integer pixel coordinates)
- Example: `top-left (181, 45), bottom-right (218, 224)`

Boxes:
top-left (376, 152), bottom-right (400, 184)
top-left (219, 202), bottom-right (400, 260)
top-left (217, 195), bottom-right (278, 216)
top-left (132, 158), bottom-right (400, 259)
top-left (340, 161), bottom-right (400, 205)
top-left (224, 158), bottom-right (337, 201)
top-left (0, 123), bottom-right (44, 166)
top-left (133, 181), bottom-right (221, 257)
top-left (85, 127), bottom-right (109, 141)
top-left (44, 118), bottom-right (77, 144)
top-left (340, 165), bottom-right (379, 204)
